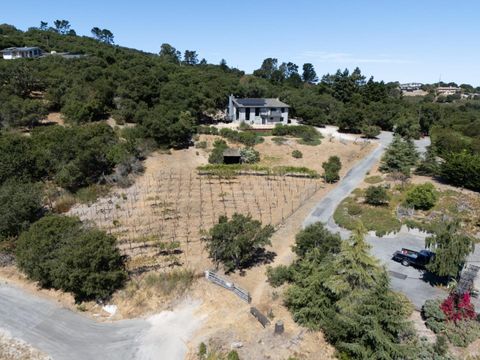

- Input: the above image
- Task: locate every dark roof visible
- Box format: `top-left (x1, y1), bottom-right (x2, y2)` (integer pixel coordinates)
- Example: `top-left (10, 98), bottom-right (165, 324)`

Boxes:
top-left (233, 98), bottom-right (289, 108)
top-left (223, 148), bottom-right (241, 157)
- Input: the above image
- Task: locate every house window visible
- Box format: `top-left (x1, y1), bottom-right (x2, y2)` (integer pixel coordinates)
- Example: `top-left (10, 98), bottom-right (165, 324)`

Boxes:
top-left (255, 108), bottom-right (260, 116)
top-left (271, 108), bottom-right (277, 111)
top-left (236, 108), bottom-right (239, 120)
top-left (281, 108), bottom-right (285, 112)
top-left (245, 108), bottom-right (250, 121)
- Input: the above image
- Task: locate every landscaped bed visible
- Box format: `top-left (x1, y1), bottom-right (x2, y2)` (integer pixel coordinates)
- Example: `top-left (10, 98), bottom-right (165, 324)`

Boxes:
top-left (334, 181), bottom-right (480, 237)
top-left (197, 164), bottom-right (320, 178)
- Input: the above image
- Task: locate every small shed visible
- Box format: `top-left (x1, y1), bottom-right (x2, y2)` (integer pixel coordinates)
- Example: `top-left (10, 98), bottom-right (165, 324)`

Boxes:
top-left (223, 148), bottom-right (242, 164)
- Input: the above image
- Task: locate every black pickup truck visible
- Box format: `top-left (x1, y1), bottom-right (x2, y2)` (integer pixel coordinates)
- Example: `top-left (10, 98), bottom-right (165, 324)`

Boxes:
top-left (392, 248), bottom-right (435, 268)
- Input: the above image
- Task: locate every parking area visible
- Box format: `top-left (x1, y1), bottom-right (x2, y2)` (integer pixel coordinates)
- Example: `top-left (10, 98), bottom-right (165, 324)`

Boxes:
top-left (305, 131), bottom-right (480, 310)
top-left (366, 229), bottom-right (446, 309)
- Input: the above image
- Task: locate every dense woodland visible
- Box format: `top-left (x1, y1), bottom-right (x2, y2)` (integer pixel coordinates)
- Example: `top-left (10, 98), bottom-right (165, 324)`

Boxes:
top-left (1, 22), bottom-right (480, 193)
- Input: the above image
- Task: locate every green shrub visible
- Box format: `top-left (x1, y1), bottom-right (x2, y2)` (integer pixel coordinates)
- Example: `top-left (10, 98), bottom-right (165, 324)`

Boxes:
top-left (272, 137), bottom-right (287, 145)
top-left (197, 125), bottom-right (218, 135)
top-left (440, 151), bottom-right (480, 191)
top-left (0, 180), bottom-right (43, 241)
top-left (433, 335), bottom-right (449, 356)
top-left (322, 156), bottom-right (342, 183)
top-left (365, 185), bottom-right (389, 206)
top-left (292, 222), bottom-right (341, 258)
top-left (238, 121), bottom-right (251, 130)
top-left (347, 203), bottom-right (363, 216)
top-left (365, 175), bottom-right (383, 184)
top-left (444, 320), bottom-right (480, 347)
top-left (16, 215), bottom-right (126, 302)
top-left (195, 141), bottom-right (207, 149)
top-left (266, 265), bottom-right (293, 287)
top-left (272, 124), bottom-right (322, 145)
top-left (291, 150), bottom-right (303, 158)
top-left (198, 342), bottom-right (207, 358)
top-left (75, 184), bottom-right (110, 204)
top-left (205, 213), bottom-right (274, 272)
top-left (218, 128), bottom-right (261, 146)
top-left (422, 299), bottom-right (447, 333)
top-left (226, 351), bottom-right (240, 360)
top-left (212, 139), bottom-right (227, 148)
top-left (240, 147), bottom-right (260, 163)
top-left (361, 125), bottom-right (381, 138)
top-left (208, 139), bottom-right (228, 164)
top-left (405, 182), bottom-right (438, 210)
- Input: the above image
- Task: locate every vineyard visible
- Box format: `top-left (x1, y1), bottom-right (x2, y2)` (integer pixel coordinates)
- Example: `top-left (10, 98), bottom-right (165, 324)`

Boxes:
top-left (70, 171), bottom-right (322, 273)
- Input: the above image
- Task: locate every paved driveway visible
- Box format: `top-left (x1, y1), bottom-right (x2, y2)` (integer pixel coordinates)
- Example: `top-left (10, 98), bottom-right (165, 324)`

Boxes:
top-left (0, 283), bottom-right (203, 360)
top-left (303, 132), bottom-right (465, 309)
top-left (0, 284), bottom-right (146, 359)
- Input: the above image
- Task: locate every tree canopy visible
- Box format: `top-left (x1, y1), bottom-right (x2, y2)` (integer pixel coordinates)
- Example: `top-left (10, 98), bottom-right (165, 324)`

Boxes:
top-left (426, 222), bottom-right (475, 278)
top-left (284, 225), bottom-right (417, 359)
top-left (16, 215), bottom-right (127, 301)
top-left (380, 135), bottom-right (419, 175)
top-left (205, 213), bottom-right (274, 272)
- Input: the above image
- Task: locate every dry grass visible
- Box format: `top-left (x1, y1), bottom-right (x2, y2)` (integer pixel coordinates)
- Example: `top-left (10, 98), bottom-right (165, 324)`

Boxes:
top-left (67, 135), bottom-right (374, 275)
top-left (0, 330), bottom-right (51, 360)
top-left (114, 269), bottom-right (196, 317)
top-left (53, 193), bottom-right (76, 213)
top-left (69, 172), bottom-right (322, 273)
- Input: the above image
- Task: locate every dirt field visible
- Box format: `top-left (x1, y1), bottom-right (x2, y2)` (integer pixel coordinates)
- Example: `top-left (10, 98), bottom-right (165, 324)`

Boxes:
top-left (183, 180), bottom-right (342, 359)
top-left (68, 135), bottom-right (374, 276)
top-left (68, 151), bottom-right (323, 274)
top-left (0, 131), bottom-right (374, 359)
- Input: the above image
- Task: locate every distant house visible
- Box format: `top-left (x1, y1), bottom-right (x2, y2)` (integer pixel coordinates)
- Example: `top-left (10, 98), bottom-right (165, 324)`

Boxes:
top-left (227, 95), bottom-right (289, 125)
top-left (437, 86), bottom-right (461, 96)
top-left (400, 83), bottom-right (423, 92)
top-left (1, 47), bottom-right (43, 60)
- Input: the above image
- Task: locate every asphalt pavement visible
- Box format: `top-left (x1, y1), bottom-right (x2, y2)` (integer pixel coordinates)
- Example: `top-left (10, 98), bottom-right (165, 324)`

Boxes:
top-left (0, 283), bottom-right (146, 359)
top-left (303, 132), bottom-right (472, 309)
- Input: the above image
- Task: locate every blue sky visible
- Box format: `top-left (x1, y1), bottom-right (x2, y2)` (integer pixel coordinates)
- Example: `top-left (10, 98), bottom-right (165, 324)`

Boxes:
top-left (1, 0), bottom-right (479, 85)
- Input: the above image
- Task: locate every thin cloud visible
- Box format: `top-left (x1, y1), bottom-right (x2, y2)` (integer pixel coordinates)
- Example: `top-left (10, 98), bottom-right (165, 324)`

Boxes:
top-left (299, 51), bottom-right (414, 64)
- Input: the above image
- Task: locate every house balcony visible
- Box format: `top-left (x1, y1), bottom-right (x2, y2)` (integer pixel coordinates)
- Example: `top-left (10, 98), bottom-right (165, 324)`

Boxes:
top-left (259, 110), bottom-right (283, 117)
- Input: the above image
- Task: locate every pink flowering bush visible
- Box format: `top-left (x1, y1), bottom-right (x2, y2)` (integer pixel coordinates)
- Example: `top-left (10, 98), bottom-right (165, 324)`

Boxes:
top-left (440, 292), bottom-right (476, 322)
top-left (423, 293), bottom-right (480, 347)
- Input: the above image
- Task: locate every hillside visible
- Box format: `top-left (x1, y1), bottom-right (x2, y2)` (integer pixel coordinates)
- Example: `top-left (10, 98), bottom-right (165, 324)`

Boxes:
top-left (1, 20), bottom-right (480, 360)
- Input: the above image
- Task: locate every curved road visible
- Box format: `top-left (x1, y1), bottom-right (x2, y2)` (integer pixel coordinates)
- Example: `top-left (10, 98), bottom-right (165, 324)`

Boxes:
top-left (0, 132), bottom-right (475, 359)
top-left (0, 284), bottom-right (146, 359)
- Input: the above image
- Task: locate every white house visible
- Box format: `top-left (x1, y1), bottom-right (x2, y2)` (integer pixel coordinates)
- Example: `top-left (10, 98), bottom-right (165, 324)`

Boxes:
top-left (437, 86), bottom-right (461, 96)
top-left (1, 47), bottom-right (42, 60)
top-left (400, 83), bottom-right (423, 92)
top-left (227, 95), bottom-right (289, 125)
